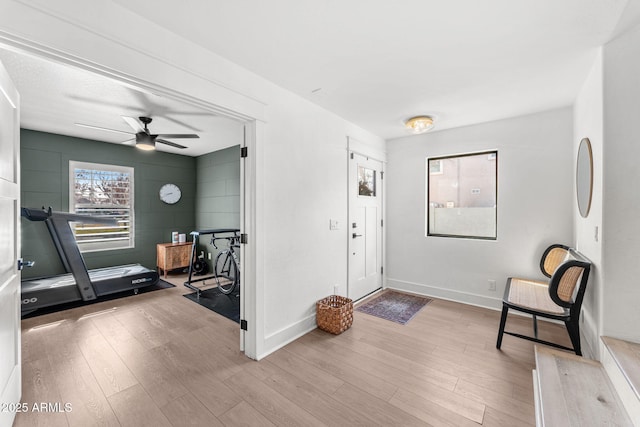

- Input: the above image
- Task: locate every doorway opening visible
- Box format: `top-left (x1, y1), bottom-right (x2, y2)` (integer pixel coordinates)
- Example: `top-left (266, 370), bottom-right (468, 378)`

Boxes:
top-left (0, 44), bottom-right (256, 356)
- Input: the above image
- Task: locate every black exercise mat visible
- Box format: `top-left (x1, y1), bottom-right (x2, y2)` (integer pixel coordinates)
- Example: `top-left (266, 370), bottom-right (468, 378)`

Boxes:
top-left (183, 286), bottom-right (240, 323)
top-left (21, 279), bottom-right (175, 319)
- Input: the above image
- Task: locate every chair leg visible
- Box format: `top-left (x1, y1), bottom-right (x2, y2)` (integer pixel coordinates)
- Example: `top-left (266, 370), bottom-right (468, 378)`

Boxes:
top-left (565, 319), bottom-right (582, 356)
top-left (496, 305), bottom-right (509, 349)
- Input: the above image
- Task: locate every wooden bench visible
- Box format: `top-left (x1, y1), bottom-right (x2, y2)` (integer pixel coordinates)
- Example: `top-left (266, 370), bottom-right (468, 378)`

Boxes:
top-left (602, 337), bottom-right (640, 422)
top-left (533, 345), bottom-right (632, 426)
top-left (497, 244), bottom-right (592, 355)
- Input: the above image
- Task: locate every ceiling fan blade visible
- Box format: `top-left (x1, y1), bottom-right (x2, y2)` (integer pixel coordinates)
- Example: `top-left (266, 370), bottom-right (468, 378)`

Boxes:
top-left (162, 115), bottom-right (202, 132)
top-left (167, 111), bottom-right (214, 117)
top-left (121, 116), bottom-right (145, 133)
top-left (156, 133), bottom-right (200, 139)
top-left (68, 94), bottom-right (136, 111)
top-left (156, 138), bottom-right (187, 149)
top-left (75, 122), bottom-right (133, 136)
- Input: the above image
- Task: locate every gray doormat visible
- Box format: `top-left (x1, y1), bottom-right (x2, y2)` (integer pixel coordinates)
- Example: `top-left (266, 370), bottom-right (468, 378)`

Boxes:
top-left (356, 290), bottom-right (432, 325)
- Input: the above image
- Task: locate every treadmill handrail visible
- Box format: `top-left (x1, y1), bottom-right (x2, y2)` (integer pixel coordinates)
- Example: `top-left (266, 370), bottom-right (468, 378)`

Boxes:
top-left (21, 207), bottom-right (50, 221)
top-left (22, 207), bottom-right (117, 226)
top-left (190, 228), bottom-right (240, 236)
top-left (21, 206), bottom-right (117, 302)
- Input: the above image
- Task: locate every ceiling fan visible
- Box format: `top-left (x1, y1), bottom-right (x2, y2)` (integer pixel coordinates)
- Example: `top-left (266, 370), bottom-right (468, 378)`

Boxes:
top-left (76, 116), bottom-right (199, 150)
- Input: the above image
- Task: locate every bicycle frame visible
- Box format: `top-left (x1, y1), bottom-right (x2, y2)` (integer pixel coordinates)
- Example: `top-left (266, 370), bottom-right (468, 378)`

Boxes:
top-left (183, 228), bottom-right (240, 298)
top-left (213, 238), bottom-right (240, 294)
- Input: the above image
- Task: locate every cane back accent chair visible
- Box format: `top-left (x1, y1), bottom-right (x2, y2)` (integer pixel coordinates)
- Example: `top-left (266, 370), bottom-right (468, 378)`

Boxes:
top-left (496, 244), bottom-right (591, 356)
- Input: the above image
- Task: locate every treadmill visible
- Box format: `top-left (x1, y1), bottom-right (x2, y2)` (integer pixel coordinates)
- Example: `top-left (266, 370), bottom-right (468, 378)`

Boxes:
top-left (20, 207), bottom-right (159, 316)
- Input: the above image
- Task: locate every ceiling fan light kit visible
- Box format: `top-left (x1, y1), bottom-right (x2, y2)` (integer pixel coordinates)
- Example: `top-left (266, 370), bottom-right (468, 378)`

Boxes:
top-left (135, 133), bottom-right (156, 151)
top-left (405, 115), bottom-right (435, 134)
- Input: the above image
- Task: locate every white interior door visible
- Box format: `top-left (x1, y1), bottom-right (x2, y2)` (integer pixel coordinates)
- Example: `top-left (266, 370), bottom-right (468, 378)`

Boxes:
top-left (348, 152), bottom-right (383, 301)
top-left (0, 59), bottom-right (21, 427)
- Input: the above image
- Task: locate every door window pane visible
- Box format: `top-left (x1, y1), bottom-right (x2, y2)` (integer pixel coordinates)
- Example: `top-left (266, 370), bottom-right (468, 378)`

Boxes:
top-left (358, 166), bottom-right (376, 197)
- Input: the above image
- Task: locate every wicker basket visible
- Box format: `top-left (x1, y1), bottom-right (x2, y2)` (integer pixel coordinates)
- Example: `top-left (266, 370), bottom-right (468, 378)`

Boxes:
top-left (316, 295), bottom-right (353, 334)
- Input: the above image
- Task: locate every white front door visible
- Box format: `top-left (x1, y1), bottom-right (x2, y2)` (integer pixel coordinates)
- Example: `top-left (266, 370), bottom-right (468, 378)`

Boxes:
top-left (348, 152), bottom-right (383, 301)
top-left (0, 60), bottom-right (21, 426)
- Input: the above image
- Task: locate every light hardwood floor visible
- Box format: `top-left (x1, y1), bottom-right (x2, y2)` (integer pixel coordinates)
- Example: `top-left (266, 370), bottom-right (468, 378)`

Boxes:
top-left (14, 275), bottom-right (573, 426)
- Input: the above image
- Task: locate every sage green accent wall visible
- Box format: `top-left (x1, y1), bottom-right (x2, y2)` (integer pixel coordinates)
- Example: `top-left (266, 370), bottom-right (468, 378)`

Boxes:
top-left (20, 129), bottom-right (196, 279)
top-left (195, 145), bottom-right (241, 269)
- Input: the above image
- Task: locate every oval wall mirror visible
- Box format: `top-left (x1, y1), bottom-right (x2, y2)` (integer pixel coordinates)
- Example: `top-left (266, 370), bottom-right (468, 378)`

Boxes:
top-left (576, 137), bottom-right (593, 218)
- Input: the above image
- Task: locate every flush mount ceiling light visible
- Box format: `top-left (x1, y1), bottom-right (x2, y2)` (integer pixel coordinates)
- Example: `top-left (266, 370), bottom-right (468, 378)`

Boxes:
top-left (405, 115), bottom-right (435, 134)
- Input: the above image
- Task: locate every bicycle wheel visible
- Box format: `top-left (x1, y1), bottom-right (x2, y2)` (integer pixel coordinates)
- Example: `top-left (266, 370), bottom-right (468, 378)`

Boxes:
top-left (214, 250), bottom-right (237, 294)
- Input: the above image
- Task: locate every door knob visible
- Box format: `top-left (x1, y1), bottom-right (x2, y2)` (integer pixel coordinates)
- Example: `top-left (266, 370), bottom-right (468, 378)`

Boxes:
top-left (352, 233), bottom-right (363, 238)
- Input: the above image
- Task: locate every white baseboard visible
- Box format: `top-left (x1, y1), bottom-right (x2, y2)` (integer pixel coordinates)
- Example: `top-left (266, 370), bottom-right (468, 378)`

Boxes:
top-left (386, 278), bottom-right (503, 311)
top-left (256, 278), bottom-right (502, 360)
top-left (257, 280), bottom-right (591, 361)
top-left (259, 314), bottom-right (318, 360)
top-left (580, 308), bottom-right (598, 360)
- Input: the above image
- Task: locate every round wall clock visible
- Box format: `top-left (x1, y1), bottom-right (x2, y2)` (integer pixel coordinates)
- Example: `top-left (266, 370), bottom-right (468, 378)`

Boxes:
top-left (159, 183), bottom-right (181, 204)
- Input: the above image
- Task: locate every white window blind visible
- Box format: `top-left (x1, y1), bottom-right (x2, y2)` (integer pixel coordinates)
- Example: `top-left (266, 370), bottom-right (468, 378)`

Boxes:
top-left (69, 161), bottom-right (134, 252)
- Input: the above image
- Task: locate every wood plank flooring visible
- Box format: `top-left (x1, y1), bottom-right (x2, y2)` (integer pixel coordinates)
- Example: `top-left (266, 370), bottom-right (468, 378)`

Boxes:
top-left (14, 275), bottom-right (573, 426)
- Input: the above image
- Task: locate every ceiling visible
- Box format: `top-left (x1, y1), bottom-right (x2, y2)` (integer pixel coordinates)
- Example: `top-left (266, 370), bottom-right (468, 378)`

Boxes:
top-left (0, 1), bottom-right (633, 145)
top-left (110, 0), bottom-right (630, 139)
top-left (0, 48), bottom-right (244, 157)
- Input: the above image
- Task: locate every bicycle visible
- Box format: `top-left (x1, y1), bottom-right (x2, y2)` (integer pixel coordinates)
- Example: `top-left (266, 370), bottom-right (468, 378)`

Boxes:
top-left (212, 231), bottom-right (240, 294)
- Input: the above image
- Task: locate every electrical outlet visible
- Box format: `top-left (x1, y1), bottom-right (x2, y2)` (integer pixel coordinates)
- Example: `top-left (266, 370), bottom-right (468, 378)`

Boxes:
top-left (207, 252), bottom-right (211, 260)
top-left (488, 279), bottom-right (496, 291)
top-left (329, 219), bottom-right (339, 230)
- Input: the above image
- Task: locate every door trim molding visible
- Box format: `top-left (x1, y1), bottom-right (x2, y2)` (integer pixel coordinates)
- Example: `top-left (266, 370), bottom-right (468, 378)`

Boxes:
top-left (0, 57), bottom-right (21, 427)
top-left (347, 137), bottom-right (386, 300)
top-left (347, 136), bottom-right (387, 163)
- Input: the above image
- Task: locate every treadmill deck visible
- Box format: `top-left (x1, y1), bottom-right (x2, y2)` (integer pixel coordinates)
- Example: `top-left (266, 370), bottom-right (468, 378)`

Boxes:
top-left (22, 264), bottom-right (156, 292)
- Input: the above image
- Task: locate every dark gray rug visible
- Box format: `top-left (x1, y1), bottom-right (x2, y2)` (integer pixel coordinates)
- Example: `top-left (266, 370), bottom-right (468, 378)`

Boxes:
top-left (356, 290), bottom-right (432, 325)
top-left (183, 286), bottom-right (240, 324)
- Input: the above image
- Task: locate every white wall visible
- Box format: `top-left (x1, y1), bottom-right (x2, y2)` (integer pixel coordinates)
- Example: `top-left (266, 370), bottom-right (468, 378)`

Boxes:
top-left (573, 49), bottom-right (603, 358)
top-left (259, 88), bottom-right (384, 354)
top-left (601, 22), bottom-right (640, 344)
top-left (386, 108), bottom-right (574, 309)
top-left (0, 0), bottom-right (384, 359)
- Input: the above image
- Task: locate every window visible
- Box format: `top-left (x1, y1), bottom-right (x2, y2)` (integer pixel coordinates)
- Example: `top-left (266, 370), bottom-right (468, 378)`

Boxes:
top-left (358, 165), bottom-right (377, 197)
top-left (427, 151), bottom-right (497, 239)
top-left (69, 161), bottom-right (134, 252)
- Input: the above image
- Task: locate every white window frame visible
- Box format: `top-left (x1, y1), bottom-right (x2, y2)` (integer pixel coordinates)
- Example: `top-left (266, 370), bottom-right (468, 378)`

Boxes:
top-left (426, 150), bottom-right (497, 240)
top-left (69, 160), bottom-right (135, 252)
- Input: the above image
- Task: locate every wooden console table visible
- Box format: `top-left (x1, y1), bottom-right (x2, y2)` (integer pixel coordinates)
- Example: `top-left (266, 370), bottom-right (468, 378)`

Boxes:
top-left (157, 242), bottom-right (192, 278)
